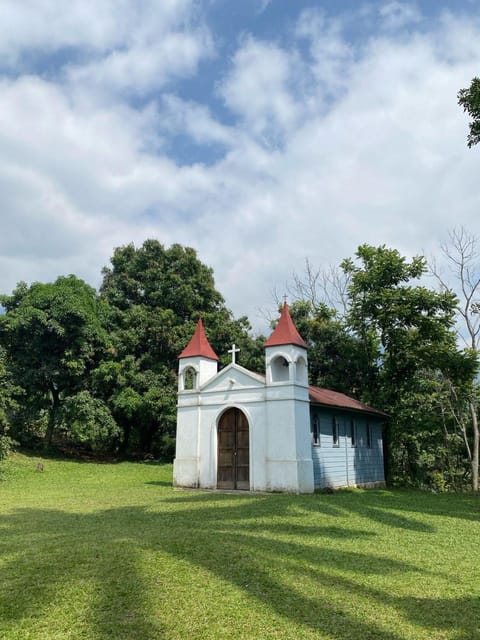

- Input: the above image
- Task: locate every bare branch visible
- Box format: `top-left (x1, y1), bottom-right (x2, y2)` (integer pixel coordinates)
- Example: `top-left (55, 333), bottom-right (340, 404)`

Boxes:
top-left (431, 226), bottom-right (480, 350)
top-left (287, 258), bottom-right (351, 316)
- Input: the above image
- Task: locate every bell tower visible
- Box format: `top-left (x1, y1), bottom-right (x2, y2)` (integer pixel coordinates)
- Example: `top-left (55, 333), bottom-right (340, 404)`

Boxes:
top-left (177, 318), bottom-right (218, 391)
top-left (173, 318), bottom-right (218, 488)
top-left (263, 303), bottom-right (314, 492)
top-left (264, 302), bottom-right (308, 386)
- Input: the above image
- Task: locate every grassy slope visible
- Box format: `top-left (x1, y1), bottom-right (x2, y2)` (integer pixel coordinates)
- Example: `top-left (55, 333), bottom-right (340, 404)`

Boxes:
top-left (0, 454), bottom-right (479, 640)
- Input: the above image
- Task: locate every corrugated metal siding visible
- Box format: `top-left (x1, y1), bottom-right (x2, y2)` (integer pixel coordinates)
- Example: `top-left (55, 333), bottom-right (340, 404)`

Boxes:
top-left (310, 408), bottom-right (385, 489)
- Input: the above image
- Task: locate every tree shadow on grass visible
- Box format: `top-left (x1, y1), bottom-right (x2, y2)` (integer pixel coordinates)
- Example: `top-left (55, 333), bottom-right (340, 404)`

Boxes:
top-left (0, 508), bottom-right (166, 639)
top-left (0, 505), bottom-right (394, 639)
top-left (380, 593), bottom-right (480, 640)
top-left (2, 489), bottom-right (478, 639)
top-left (293, 488), bottom-right (480, 534)
top-left (145, 480), bottom-right (172, 487)
top-left (336, 489), bottom-right (480, 524)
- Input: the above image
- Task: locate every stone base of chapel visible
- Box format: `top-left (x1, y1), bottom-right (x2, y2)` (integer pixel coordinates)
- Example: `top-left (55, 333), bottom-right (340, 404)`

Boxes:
top-left (263, 458), bottom-right (314, 493)
top-left (172, 457), bottom-right (199, 488)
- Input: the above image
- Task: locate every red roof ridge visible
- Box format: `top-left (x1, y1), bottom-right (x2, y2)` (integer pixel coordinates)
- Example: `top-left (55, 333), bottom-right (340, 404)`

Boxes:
top-left (179, 318), bottom-right (219, 361)
top-left (308, 385), bottom-right (388, 417)
top-left (264, 303), bottom-right (307, 349)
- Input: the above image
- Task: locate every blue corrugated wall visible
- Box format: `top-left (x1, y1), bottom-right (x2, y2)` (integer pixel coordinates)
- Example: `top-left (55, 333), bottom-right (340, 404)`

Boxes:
top-left (310, 407), bottom-right (385, 489)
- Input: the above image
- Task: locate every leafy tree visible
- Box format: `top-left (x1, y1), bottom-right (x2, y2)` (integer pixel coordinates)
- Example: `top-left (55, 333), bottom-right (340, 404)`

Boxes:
top-left (92, 356), bottom-right (177, 455)
top-left (341, 245), bottom-right (477, 487)
top-left (458, 77), bottom-right (480, 148)
top-left (0, 349), bottom-right (19, 461)
top-left (200, 309), bottom-right (265, 374)
top-left (59, 391), bottom-right (119, 451)
top-left (98, 240), bottom-right (263, 454)
top-left (101, 240), bottom-right (225, 320)
top-left (0, 276), bottom-right (110, 447)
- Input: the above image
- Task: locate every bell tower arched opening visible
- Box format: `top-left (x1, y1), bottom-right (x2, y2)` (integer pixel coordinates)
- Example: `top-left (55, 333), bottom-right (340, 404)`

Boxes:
top-left (270, 355), bottom-right (290, 382)
top-left (183, 367), bottom-right (197, 390)
top-left (295, 355), bottom-right (308, 386)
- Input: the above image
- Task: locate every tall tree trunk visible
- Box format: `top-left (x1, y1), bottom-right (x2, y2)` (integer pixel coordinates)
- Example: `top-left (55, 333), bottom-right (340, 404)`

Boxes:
top-left (45, 383), bottom-right (60, 447)
top-left (139, 423), bottom-right (155, 454)
top-left (470, 399), bottom-right (479, 492)
top-left (119, 421), bottom-right (131, 454)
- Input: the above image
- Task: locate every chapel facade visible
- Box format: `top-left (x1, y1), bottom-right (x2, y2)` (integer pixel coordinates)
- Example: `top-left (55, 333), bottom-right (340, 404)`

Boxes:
top-left (173, 304), bottom-right (386, 493)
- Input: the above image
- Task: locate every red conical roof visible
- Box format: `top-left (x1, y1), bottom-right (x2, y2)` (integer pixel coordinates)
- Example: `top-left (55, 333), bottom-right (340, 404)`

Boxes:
top-left (179, 318), bottom-right (219, 361)
top-left (264, 303), bottom-right (307, 349)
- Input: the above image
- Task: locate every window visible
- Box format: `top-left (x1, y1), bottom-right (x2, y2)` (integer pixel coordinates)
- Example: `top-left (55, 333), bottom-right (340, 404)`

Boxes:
top-left (311, 415), bottom-right (320, 446)
top-left (350, 419), bottom-right (357, 447)
top-left (366, 422), bottom-right (372, 448)
top-left (332, 417), bottom-right (340, 447)
top-left (183, 367), bottom-right (196, 390)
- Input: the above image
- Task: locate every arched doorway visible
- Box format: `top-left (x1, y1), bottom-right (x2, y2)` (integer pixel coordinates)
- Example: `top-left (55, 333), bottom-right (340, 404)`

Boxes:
top-left (217, 408), bottom-right (250, 490)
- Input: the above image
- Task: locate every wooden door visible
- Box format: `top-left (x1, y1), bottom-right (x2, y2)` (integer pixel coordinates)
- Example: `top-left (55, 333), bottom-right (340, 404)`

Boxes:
top-left (217, 408), bottom-right (249, 490)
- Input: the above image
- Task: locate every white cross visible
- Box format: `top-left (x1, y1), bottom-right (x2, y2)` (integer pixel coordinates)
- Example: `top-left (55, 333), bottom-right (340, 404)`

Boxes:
top-left (228, 343), bottom-right (240, 364)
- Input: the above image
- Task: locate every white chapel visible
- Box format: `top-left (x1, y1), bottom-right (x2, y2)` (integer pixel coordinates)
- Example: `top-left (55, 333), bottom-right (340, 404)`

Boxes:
top-left (173, 303), bottom-right (386, 493)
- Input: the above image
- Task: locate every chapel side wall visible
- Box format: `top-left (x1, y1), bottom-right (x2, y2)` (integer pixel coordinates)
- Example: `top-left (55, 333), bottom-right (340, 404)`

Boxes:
top-left (264, 389), bottom-right (299, 491)
top-left (264, 384), bottom-right (314, 493)
top-left (312, 410), bottom-right (349, 489)
top-left (294, 394), bottom-right (315, 492)
top-left (352, 419), bottom-right (385, 486)
top-left (264, 341), bottom-right (314, 493)
top-left (310, 407), bottom-right (385, 489)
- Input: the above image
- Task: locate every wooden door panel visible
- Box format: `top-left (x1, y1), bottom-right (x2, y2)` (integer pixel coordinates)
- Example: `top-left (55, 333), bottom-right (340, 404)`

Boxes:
top-left (218, 451), bottom-right (233, 466)
top-left (221, 432), bottom-right (234, 448)
top-left (236, 431), bottom-right (249, 448)
top-left (217, 411), bottom-right (235, 489)
top-left (217, 408), bottom-right (249, 490)
top-left (236, 449), bottom-right (249, 465)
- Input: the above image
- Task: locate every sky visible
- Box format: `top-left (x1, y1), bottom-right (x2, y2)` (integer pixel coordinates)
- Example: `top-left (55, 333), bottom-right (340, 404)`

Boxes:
top-left (1, 0), bottom-right (479, 332)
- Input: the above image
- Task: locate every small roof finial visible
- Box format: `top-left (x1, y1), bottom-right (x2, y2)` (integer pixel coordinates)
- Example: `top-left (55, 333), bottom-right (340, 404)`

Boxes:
top-left (283, 294), bottom-right (288, 305)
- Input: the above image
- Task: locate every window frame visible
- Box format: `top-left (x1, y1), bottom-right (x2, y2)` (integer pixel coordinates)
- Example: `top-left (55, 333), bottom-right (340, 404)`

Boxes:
top-left (350, 419), bottom-right (357, 447)
top-left (311, 414), bottom-right (320, 447)
top-left (332, 417), bottom-right (340, 447)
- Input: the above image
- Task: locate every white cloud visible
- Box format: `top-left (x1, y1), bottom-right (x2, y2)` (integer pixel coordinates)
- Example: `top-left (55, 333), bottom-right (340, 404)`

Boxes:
top-left (0, 0), bottom-right (214, 101)
top-left (0, 0), bottom-right (196, 61)
top-left (67, 30), bottom-right (214, 97)
top-left (160, 95), bottom-right (235, 147)
top-left (378, 2), bottom-right (422, 30)
top-left (256, 0), bottom-right (272, 15)
top-left (219, 38), bottom-right (299, 142)
top-left (1, 3), bottom-right (480, 333)
top-left (188, 11), bottom-right (480, 325)
top-left (295, 8), bottom-right (353, 99)
top-left (435, 10), bottom-right (480, 64)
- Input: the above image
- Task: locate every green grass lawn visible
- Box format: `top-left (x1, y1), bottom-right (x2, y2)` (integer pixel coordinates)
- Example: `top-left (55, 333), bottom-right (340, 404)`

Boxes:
top-left (0, 454), bottom-right (479, 640)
